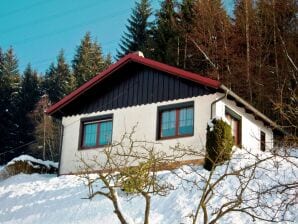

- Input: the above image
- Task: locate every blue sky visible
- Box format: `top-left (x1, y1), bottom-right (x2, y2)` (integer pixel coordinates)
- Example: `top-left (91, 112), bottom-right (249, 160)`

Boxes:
top-left (0, 0), bottom-right (234, 74)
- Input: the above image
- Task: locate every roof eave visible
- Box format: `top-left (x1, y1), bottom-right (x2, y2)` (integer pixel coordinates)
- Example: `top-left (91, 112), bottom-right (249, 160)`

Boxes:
top-left (220, 84), bottom-right (287, 135)
top-left (46, 54), bottom-right (221, 117)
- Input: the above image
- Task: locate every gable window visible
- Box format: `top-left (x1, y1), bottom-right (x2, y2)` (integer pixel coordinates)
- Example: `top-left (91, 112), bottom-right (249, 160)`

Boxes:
top-left (225, 107), bottom-right (242, 146)
top-left (80, 115), bottom-right (113, 149)
top-left (260, 131), bottom-right (266, 151)
top-left (158, 102), bottom-right (194, 139)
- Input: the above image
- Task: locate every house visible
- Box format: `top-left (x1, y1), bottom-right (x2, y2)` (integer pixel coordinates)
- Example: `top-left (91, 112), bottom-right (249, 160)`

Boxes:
top-left (46, 52), bottom-right (283, 175)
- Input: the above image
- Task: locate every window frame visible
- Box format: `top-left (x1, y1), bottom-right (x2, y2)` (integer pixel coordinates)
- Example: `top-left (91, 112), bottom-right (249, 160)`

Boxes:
top-left (157, 101), bottom-right (194, 140)
top-left (225, 106), bottom-right (242, 146)
top-left (78, 114), bottom-right (113, 150)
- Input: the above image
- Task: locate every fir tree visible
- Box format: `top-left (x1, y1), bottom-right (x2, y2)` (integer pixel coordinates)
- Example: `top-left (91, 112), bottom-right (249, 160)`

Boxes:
top-left (177, 0), bottom-right (197, 69)
top-left (72, 32), bottom-right (105, 87)
top-left (15, 64), bottom-right (40, 148)
top-left (151, 0), bottom-right (180, 66)
top-left (117, 0), bottom-right (152, 58)
top-left (44, 50), bottom-right (73, 103)
top-left (0, 47), bottom-right (21, 160)
top-left (104, 53), bottom-right (113, 69)
top-left (18, 64), bottom-right (40, 114)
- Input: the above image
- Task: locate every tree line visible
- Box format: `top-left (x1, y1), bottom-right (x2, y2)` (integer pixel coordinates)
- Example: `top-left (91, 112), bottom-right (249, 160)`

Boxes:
top-left (0, 0), bottom-right (296, 163)
top-left (0, 32), bottom-right (111, 163)
top-left (118, 0), bottom-right (297, 137)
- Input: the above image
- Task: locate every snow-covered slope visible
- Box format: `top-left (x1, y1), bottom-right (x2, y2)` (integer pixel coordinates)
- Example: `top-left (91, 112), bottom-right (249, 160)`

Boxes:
top-left (0, 149), bottom-right (297, 224)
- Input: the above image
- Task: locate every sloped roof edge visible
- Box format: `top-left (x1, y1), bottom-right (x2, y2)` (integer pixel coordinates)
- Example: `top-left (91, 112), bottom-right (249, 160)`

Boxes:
top-left (46, 53), bottom-right (221, 115)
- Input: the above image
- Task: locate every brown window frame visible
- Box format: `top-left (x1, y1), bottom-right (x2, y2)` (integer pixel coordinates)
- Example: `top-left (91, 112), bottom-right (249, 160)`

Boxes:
top-left (157, 101), bottom-right (194, 140)
top-left (78, 114), bottom-right (113, 150)
top-left (260, 131), bottom-right (266, 151)
top-left (225, 106), bottom-right (242, 146)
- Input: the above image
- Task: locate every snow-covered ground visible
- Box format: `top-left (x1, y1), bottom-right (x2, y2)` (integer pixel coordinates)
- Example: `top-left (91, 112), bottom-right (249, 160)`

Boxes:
top-left (0, 149), bottom-right (297, 224)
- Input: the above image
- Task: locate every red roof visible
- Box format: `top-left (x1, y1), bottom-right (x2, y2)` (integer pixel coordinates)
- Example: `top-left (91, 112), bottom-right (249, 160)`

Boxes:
top-left (46, 53), bottom-right (221, 115)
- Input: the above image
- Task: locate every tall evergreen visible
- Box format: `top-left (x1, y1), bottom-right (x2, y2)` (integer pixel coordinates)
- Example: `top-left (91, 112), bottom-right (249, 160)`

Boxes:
top-left (44, 50), bottom-right (73, 104)
top-left (72, 32), bottom-right (105, 87)
top-left (18, 64), bottom-right (40, 114)
top-left (0, 47), bottom-right (21, 160)
top-left (117, 0), bottom-right (152, 58)
top-left (177, 0), bottom-right (197, 69)
top-left (16, 64), bottom-right (40, 147)
top-left (152, 0), bottom-right (180, 66)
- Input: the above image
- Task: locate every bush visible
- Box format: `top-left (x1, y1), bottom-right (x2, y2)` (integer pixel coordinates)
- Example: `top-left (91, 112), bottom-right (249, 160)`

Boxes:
top-left (120, 161), bottom-right (153, 194)
top-left (204, 118), bottom-right (234, 171)
top-left (0, 156), bottom-right (58, 179)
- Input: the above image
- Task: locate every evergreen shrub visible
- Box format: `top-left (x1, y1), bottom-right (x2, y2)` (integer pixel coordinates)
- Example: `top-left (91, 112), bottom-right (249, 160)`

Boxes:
top-left (204, 118), bottom-right (234, 171)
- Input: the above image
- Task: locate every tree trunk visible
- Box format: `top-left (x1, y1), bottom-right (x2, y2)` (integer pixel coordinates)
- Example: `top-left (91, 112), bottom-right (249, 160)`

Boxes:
top-left (245, 0), bottom-right (252, 102)
top-left (142, 192), bottom-right (151, 224)
top-left (110, 189), bottom-right (128, 224)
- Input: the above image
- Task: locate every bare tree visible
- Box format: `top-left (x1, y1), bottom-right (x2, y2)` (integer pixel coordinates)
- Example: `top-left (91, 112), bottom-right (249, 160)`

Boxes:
top-left (79, 127), bottom-right (199, 224)
top-left (171, 147), bottom-right (298, 224)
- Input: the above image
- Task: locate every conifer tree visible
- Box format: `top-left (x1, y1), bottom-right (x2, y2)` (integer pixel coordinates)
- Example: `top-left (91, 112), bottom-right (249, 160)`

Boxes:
top-left (15, 64), bottom-right (40, 148)
top-left (72, 32), bottom-right (105, 87)
top-left (152, 0), bottom-right (180, 66)
top-left (44, 50), bottom-right (73, 103)
top-left (0, 47), bottom-right (21, 160)
top-left (177, 0), bottom-right (198, 69)
top-left (104, 53), bottom-right (113, 69)
top-left (117, 0), bottom-right (152, 58)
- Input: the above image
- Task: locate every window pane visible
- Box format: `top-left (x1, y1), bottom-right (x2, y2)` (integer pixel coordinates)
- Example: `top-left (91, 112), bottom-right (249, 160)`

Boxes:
top-left (83, 123), bottom-right (97, 147)
top-left (99, 121), bottom-right (113, 145)
top-left (161, 110), bottom-right (176, 137)
top-left (179, 107), bottom-right (193, 135)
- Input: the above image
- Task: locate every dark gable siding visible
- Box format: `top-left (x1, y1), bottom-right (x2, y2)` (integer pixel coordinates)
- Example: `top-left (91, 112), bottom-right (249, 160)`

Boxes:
top-left (61, 63), bottom-right (216, 116)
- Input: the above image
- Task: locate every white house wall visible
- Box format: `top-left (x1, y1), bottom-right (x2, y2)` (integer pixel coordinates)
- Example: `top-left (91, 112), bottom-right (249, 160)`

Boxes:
top-left (59, 94), bottom-right (218, 174)
top-left (214, 93), bottom-right (274, 150)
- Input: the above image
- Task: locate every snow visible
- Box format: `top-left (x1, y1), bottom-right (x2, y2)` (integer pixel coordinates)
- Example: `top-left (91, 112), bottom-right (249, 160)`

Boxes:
top-left (0, 149), bottom-right (297, 224)
top-left (6, 155), bottom-right (58, 169)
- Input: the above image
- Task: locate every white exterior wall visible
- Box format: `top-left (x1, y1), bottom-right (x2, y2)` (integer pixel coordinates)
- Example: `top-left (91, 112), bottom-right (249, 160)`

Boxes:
top-left (59, 92), bottom-right (274, 174)
top-left (213, 93), bottom-right (274, 150)
top-left (59, 94), bottom-right (217, 174)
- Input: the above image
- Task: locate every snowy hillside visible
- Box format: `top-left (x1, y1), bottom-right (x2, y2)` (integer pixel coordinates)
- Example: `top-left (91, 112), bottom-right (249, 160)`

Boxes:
top-left (0, 149), bottom-right (297, 224)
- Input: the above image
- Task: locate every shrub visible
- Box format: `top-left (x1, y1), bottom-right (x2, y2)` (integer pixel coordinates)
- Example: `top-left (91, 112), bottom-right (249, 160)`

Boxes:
top-left (0, 156), bottom-right (58, 179)
top-left (120, 161), bottom-right (154, 194)
top-left (204, 118), bottom-right (234, 171)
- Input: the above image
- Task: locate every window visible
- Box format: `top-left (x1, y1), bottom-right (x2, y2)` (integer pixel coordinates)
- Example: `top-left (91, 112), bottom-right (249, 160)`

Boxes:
top-left (158, 102), bottom-right (194, 139)
top-left (80, 115), bottom-right (113, 149)
top-left (225, 107), bottom-right (241, 146)
top-left (260, 131), bottom-right (266, 151)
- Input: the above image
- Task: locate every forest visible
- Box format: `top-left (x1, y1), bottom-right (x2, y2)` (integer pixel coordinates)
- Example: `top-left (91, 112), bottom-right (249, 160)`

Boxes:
top-left (0, 0), bottom-right (297, 163)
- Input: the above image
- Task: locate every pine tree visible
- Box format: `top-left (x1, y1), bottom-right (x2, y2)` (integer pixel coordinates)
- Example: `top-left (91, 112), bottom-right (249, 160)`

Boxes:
top-left (72, 32), bottom-right (106, 87)
top-left (117, 0), bottom-right (152, 58)
top-left (44, 50), bottom-right (73, 103)
top-left (0, 47), bottom-right (21, 161)
top-left (177, 0), bottom-right (198, 70)
top-left (152, 0), bottom-right (180, 66)
top-left (15, 64), bottom-right (40, 149)
top-left (18, 64), bottom-right (40, 114)
top-left (104, 53), bottom-right (113, 69)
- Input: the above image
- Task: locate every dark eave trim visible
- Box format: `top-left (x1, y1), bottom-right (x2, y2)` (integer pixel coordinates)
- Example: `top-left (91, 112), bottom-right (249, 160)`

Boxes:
top-left (220, 84), bottom-right (286, 135)
top-left (46, 53), bottom-right (221, 117)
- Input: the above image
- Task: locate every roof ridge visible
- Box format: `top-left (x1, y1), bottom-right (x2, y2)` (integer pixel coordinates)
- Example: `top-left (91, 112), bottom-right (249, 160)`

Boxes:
top-left (46, 54), bottom-right (221, 115)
